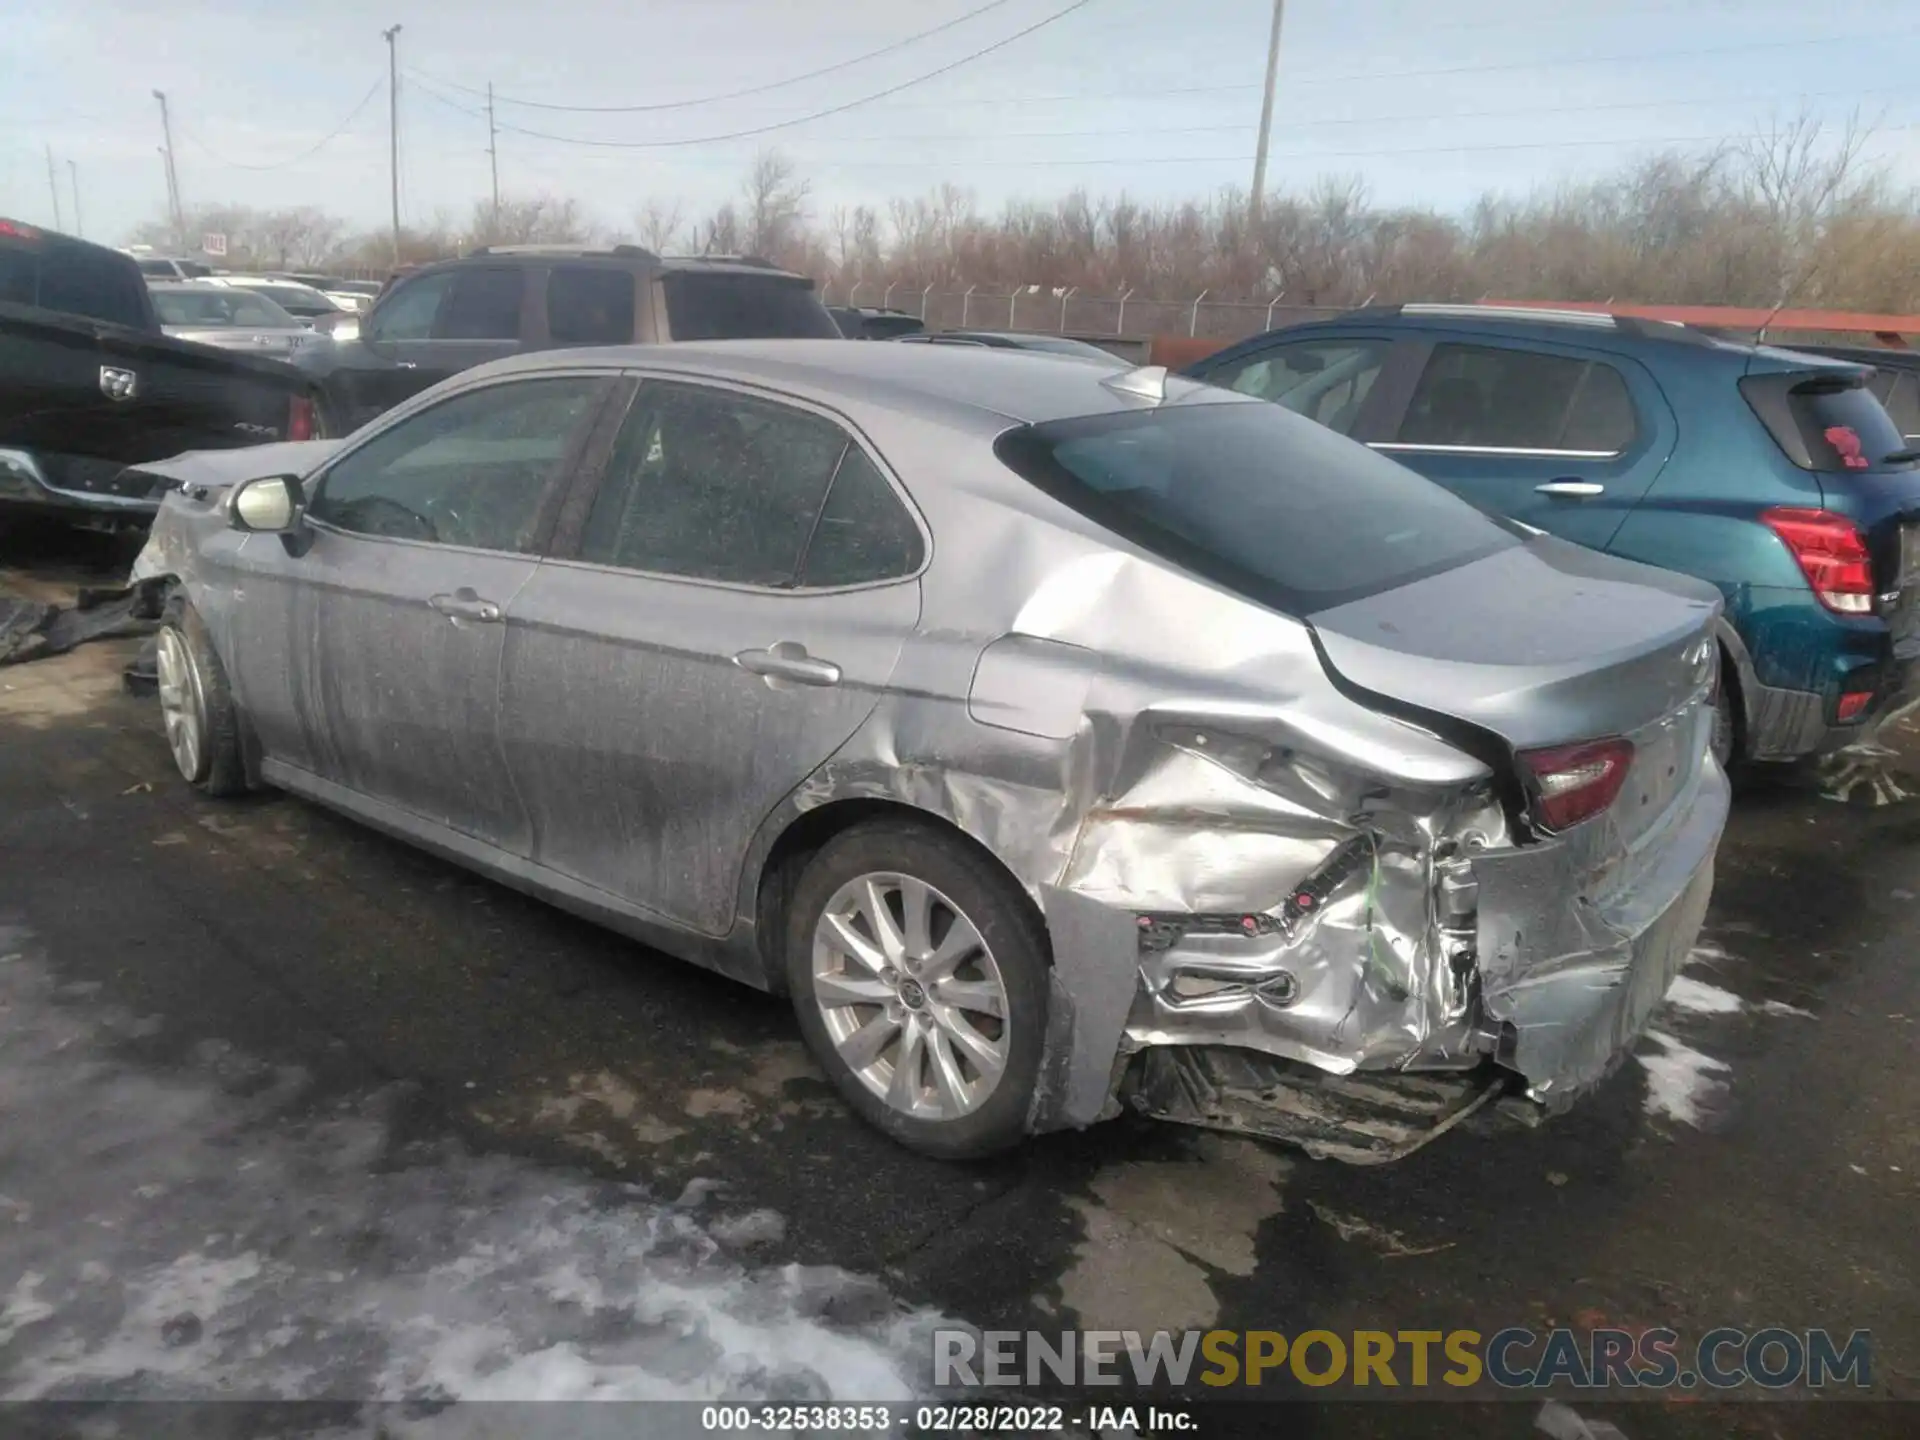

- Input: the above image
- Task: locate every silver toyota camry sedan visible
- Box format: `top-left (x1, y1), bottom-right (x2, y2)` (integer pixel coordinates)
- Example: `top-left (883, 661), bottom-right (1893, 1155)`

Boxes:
top-left (128, 340), bottom-right (1729, 1161)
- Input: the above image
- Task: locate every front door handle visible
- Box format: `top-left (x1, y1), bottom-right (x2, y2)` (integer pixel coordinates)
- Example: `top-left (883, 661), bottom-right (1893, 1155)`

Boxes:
top-left (429, 589), bottom-right (502, 623)
top-left (1535, 480), bottom-right (1605, 498)
top-left (734, 641), bottom-right (842, 688)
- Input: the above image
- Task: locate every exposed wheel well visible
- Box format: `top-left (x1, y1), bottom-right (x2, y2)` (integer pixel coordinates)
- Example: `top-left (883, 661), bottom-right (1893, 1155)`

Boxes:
top-left (752, 797), bottom-right (1044, 995)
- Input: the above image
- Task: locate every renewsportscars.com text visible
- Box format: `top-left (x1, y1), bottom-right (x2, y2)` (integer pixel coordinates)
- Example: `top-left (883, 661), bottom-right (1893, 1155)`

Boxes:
top-left (934, 1327), bottom-right (1874, 1392)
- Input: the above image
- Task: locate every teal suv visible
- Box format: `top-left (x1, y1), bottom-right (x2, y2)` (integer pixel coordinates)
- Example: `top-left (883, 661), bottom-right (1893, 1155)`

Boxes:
top-left (1185, 305), bottom-right (1920, 765)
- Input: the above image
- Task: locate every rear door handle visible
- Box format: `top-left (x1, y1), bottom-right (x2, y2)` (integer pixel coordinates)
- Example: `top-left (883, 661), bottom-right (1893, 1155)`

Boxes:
top-left (734, 641), bottom-right (842, 687)
top-left (1535, 480), bottom-right (1605, 497)
top-left (429, 590), bottom-right (502, 623)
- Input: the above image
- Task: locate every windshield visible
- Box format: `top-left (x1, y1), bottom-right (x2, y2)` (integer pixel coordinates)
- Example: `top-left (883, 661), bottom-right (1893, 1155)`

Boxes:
top-left (152, 287), bottom-right (298, 327)
top-left (995, 398), bottom-right (1519, 615)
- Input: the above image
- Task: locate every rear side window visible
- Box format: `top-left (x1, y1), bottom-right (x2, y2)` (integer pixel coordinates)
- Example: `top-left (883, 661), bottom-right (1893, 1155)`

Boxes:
top-left (1869, 369), bottom-right (1920, 442)
top-left (433, 268), bottom-right (522, 340)
top-left (579, 381), bottom-right (850, 586)
top-left (800, 447), bottom-right (924, 586)
top-left (1740, 372), bottom-right (1912, 471)
top-left (995, 399), bottom-right (1517, 615)
top-left (547, 266), bottom-right (635, 344)
top-left (661, 273), bottom-right (840, 340)
top-left (1207, 340), bottom-right (1386, 436)
top-left (1399, 344), bottom-right (1636, 453)
top-left (0, 241), bottom-right (148, 329)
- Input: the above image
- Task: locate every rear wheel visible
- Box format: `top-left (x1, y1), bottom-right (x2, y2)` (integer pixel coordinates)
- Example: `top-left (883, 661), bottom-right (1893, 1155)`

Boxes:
top-left (785, 822), bottom-right (1049, 1159)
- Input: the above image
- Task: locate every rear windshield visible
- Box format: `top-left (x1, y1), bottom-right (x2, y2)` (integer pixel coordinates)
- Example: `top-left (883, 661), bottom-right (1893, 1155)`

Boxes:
top-left (1741, 371), bottom-right (1913, 471)
top-left (994, 398), bottom-right (1519, 615)
top-left (662, 272), bottom-right (840, 341)
top-left (0, 240), bottom-right (149, 328)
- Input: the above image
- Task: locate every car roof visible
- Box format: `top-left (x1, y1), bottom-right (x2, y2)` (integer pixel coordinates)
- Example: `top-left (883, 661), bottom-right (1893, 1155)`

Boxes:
top-left (483, 338), bottom-right (1225, 428)
top-left (1247, 303), bottom-right (1886, 375)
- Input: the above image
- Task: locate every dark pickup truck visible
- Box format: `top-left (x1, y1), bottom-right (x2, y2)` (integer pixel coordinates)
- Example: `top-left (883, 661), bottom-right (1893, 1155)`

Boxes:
top-left (1, 218), bottom-right (318, 529)
top-left (295, 244), bottom-right (841, 434)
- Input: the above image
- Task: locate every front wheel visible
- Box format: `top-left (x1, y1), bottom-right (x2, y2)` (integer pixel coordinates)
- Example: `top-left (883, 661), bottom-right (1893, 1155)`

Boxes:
top-left (785, 822), bottom-right (1050, 1159)
top-left (155, 598), bottom-right (249, 797)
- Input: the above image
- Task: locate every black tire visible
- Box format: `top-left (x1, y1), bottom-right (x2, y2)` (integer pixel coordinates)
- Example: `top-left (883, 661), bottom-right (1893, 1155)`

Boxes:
top-left (1710, 653), bottom-right (1743, 773)
top-left (785, 821), bottom-right (1050, 1160)
top-left (157, 596), bottom-right (250, 798)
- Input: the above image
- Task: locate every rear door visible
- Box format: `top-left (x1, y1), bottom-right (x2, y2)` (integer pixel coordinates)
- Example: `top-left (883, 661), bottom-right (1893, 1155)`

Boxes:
top-left (1369, 336), bottom-right (1674, 551)
top-left (498, 374), bottom-right (925, 935)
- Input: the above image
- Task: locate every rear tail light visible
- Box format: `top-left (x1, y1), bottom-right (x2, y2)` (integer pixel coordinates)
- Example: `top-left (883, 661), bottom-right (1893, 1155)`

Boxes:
top-left (1519, 738), bottom-right (1635, 832)
top-left (1837, 690), bottom-right (1874, 723)
top-left (287, 394), bottom-right (316, 441)
top-left (1761, 507), bottom-right (1874, 614)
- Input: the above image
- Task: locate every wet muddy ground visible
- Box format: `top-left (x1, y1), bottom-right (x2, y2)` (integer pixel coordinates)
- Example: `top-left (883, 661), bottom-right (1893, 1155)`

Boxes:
top-left (2, 526), bottom-right (1916, 1438)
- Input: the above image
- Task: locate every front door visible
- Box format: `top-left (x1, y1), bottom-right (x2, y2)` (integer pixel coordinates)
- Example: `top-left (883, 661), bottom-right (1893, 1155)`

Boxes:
top-left (499, 376), bottom-right (927, 935)
top-left (228, 372), bottom-right (612, 851)
top-left (1369, 337), bottom-right (1675, 551)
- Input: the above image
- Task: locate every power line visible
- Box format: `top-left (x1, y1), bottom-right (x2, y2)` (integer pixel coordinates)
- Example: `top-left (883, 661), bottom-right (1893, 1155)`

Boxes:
top-left (408, 22), bottom-right (1913, 150)
top-left (793, 121), bottom-right (1919, 170)
top-left (417, 0), bottom-right (1020, 114)
top-left (657, 85), bottom-right (1909, 147)
top-left (179, 79), bottom-right (383, 170)
top-left (402, 0), bottom-right (1100, 149)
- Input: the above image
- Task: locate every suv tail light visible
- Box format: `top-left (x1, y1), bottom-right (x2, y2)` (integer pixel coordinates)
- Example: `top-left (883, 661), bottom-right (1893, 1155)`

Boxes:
top-left (287, 394), bottom-right (316, 441)
top-left (1761, 506), bottom-right (1874, 614)
top-left (1519, 739), bottom-right (1635, 832)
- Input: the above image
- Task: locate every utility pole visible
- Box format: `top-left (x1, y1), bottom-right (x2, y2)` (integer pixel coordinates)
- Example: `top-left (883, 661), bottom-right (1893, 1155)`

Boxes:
top-left (487, 82), bottom-right (500, 233)
top-left (68, 160), bottom-right (82, 239)
top-left (1248, 0), bottom-right (1286, 223)
top-left (153, 90), bottom-right (185, 244)
top-left (383, 24), bottom-right (403, 266)
top-left (44, 145), bottom-right (63, 231)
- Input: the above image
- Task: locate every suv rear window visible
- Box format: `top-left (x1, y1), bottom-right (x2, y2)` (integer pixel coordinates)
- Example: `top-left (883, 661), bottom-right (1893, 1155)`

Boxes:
top-left (0, 240), bottom-right (149, 329)
top-left (994, 398), bottom-right (1518, 615)
top-left (661, 272), bottom-right (839, 341)
top-left (1741, 371), bottom-right (1913, 471)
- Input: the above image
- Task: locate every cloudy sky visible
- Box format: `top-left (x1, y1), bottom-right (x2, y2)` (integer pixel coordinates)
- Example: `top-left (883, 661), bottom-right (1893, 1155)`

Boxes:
top-left (1, 0), bottom-right (1916, 247)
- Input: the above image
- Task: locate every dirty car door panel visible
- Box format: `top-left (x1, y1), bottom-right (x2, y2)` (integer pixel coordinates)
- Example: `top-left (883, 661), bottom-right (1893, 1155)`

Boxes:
top-left (232, 375), bottom-right (611, 850)
top-left (500, 377), bottom-right (924, 936)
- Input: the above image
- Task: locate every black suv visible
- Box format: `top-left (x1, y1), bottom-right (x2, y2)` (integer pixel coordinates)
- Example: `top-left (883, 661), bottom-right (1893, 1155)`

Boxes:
top-left (296, 245), bottom-right (840, 434)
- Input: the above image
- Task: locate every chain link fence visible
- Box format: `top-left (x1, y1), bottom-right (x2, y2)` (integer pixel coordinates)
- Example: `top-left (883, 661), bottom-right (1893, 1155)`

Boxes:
top-left (821, 283), bottom-right (1343, 344)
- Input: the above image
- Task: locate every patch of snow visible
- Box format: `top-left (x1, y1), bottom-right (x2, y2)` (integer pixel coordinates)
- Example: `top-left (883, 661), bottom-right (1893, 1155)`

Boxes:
top-left (1758, 999), bottom-right (1816, 1019)
top-left (0, 924), bottom-right (947, 1417)
top-left (1664, 975), bottom-right (1744, 1015)
top-left (1636, 1029), bottom-right (1731, 1129)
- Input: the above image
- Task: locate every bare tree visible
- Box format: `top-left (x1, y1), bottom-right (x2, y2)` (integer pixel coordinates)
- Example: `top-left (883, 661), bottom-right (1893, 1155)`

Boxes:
top-left (467, 194), bottom-right (592, 249)
top-left (635, 198), bottom-right (683, 253)
top-left (739, 149), bottom-right (809, 261)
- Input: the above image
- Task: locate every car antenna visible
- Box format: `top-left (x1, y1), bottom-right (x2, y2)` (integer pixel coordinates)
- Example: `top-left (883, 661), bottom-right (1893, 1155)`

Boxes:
top-left (1102, 364), bottom-right (1168, 404)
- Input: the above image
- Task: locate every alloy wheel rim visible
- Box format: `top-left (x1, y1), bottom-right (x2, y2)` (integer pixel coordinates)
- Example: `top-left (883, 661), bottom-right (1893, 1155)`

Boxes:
top-left (155, 628), bottom-right (205, 781)
top-left (812, 871), bottom-right (1010, 1121)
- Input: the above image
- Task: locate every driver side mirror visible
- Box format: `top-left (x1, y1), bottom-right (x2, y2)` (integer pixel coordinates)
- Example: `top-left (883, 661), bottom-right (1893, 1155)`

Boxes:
top-left (229, 474), bottom-right (306, 534)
